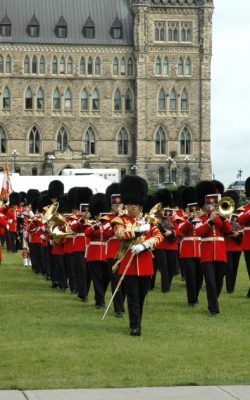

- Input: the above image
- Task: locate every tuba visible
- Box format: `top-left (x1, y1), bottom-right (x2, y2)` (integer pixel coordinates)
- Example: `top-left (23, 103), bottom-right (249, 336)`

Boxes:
top-left (42, 202), bottom-right (65, 225)
top-left (218, 197), bottom-right (235, 218)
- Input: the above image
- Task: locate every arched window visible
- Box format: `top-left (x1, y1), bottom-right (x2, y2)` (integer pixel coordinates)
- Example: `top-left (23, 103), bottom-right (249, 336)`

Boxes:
top-left (85, 127), bottom-right (95, 154)
top-left (125, 89), bottom-right (132, 111)
top-left (59, 56), bottom-right (65, 74)
top-left (92, 89), bottom-right (99, 110)
top-left (29, 126), bottom-right (40, 154)
top-left (5, 55), bottom-right (11, 73)
top-left (120, 57), bottom-right (126, 75)
top-left (118, 128), bottom-right (128, 155)
top-left (67, 57), bottom-right (73, 74)
top-left (24, 55), bottom-right (30, 73)
top-left (95, 57), bottom-right (101, 75)
top-left (39, 55), bottom-right (46, 74)
top-left (64, 88), bottom-right (72, 110)
top-left (3, 87), bottom-right (11, 109)
top-left (52, 56), bottom-right (58, 74)
top-left (57, 126), bottom-right (68, 150)
top-left (181, 23), bottom-right (192, 42)
top-left (127, 58), bottom-right (133, 75)
top-left (155, 57), bottom-right (161, 75)
top-left (32, 167), bottom-right (38, 175)
top-left (53, 88), bottom-right (61, 110)
top-left (181, 89), bottom-right (188, 111)
top-left (158, 167), bottom-right (165, 184)
top-left (0, 126), bottom-right (7, 153)
top-left (87, 57), bottom-right (93, 74)
top-left (155, 127), bottom-right (166, 155)
top-left (80, 57), bottom-right (86, 74)
top-left (180, 127), bottom-right (191, 155)
top-left (178, 57), bottom-right (184, 75)
top-left (0, 55), bottom-right (3, 73)
top-left (155, 22), bottom-right (165, 41)
top-left (32, 55), bottom-right (38, 73)
top-left (81, 89), bottom-right (89, 110)
top-left (170, 89), bottom-right (177, 111)
top-left (114, 89), bottom-right (121, 111)
top-left (113, 57), bottom-right (119, 75)
top-left (168, 22), bottom-right (178, 41)
top-left (158, 89), bottom-right (166, 111)
top-left (185, 57), bottom-right (191, 76)
top-left (25, 88), bottom-right (33, 109)
top-left (163, 57), bottom-right (169, 75)
top-left (37, 88), bottom-right (44, 110)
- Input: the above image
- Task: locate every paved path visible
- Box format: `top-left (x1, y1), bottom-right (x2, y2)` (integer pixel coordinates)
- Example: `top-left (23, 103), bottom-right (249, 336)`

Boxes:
top-left (0, 386), bottom-right (250, 400)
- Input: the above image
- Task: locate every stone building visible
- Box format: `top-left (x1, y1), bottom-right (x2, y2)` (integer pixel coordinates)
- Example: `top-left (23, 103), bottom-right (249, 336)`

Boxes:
top-left (0, 0), bottom-right (214, 186)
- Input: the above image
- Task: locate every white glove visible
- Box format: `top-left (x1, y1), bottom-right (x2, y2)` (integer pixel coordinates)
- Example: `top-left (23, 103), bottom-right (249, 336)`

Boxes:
top-left (8, 219), bottom-right (13, 224)
top-left (103, 222), bottom-right (110, 230)
top-left (131, 244), bottom-right (145, 255)
top-left (40, 235), bottom-right (46, 240)
top-left (134, 223), bottom-right (150, 233)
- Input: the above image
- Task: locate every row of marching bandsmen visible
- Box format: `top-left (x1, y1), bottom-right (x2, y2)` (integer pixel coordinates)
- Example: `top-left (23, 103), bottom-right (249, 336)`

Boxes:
top-left (0, 175), bottom-right (250, 335)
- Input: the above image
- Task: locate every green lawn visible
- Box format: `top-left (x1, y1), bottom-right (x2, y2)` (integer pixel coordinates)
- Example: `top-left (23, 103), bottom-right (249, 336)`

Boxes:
top-left (0, 249), bottom-right (249, 389)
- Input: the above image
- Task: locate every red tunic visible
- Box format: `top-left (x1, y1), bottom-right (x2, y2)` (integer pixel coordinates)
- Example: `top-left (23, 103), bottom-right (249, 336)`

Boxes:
top-left (237, 205), bottom-right (250, 250)
top-left (178, 219), bottom-right (201, 259)
top-left (84, 222), bottom-right (108, 262)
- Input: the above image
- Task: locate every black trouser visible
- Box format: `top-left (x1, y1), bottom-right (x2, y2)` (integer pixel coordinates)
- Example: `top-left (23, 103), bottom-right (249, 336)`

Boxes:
top-left (243, 250), bottom-right (250, 279)
top-left (150, 253), bottom-right (158, 290)
top-left (5, 230), bottom-right (17, 252)
top-left (88, 261), bottom-right (109, 306)
top-left (202, 261), bottom-right (226, 314)
top-left (154, 249), bottom-right (178, 292)
top-left (107, 259), bottom-right (125, 313)
top-left (54, 254), bottom-right (67, 290)
top-left (124, 275), bottom-right (151, 331)
top-left (225, 251), bottom-right (241, 293)
top-left (74, 252), bottom-right (88, 299)
top-left (32, 243), bottom-right (44, 274)
top-left (64, 253), bottom-right (77, 293)
top-left (181, 258), bottom-right (203, 305)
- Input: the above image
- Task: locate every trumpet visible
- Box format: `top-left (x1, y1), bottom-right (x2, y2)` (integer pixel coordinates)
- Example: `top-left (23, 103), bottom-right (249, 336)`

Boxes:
top-left (218, 196), bottom-right (235, 218)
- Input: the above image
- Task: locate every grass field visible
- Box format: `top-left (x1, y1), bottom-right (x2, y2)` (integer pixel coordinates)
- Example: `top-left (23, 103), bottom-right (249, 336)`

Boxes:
top-left (0, 249), bottom-right (249, 390)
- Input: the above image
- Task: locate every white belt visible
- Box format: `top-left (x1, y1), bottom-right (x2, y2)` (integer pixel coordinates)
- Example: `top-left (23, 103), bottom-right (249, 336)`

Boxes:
top-left (89, 241), bottom-right (106, 245)
top-left (108, 236), bottom-right (117, 241)
top-left (76, 233), bottom-right (85, 237)
top-left (201, 237), bottom-right (224, 242)
top-left (244, 227), bottom-right (250, 231)
top-left (65, 235), bottom-right (75, 239)
top-left (182, 237), bottom-right (201, 241)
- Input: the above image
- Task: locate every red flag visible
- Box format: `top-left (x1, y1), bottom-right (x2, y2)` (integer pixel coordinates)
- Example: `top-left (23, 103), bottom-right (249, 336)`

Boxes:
top-left (0, 161), bottom-right (13, 202)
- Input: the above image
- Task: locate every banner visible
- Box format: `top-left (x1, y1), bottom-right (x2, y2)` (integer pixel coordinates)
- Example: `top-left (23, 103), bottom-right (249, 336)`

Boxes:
top-left (0, 161), bottom-right (13, 202)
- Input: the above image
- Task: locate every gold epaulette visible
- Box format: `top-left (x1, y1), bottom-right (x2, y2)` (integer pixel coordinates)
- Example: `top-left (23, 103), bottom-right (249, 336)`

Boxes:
top-left (110, 216), bottom-right (125, 226)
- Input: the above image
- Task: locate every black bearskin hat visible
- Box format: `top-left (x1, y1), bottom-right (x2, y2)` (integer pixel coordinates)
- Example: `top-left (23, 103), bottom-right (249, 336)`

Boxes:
top-left (175, 185), bottom-right (187, 209)
top-left (245, 177), bottom-right (250, 198)
top-left (31, 197), bottom-right (39, 214)
top-left (9, 192), bottom-right (21, 207)
top-left (27, 189), bottom-right (40, 205)
top-left (120, 175), bottom-right (148, 206)
top-left (37, 193), bottom-right (51, 213)
top-left (19, 191), bottom-right (27, 204)
top-left (67, 187), bottom-right (78, 211)
top-left (48, 180), bottom-right (64, 200)
top-left (181, 186), bottom-right (196, 210)
top-left (223, 190), bottom-right (240, 210)
top-left (212, 180), bottom-right (224, 195)
top-left (106, 183), bottom-right (120, 202)
top-left (155, 188), bottom-right (172, 208)
top-left (89, 193), bottom-right (109, 217)
top-left (195, 180), bottom-right (216, 208)
top-left (143, 194), bottom-right (157, 213)
top-left (75, 187), bottom-right (93, 209)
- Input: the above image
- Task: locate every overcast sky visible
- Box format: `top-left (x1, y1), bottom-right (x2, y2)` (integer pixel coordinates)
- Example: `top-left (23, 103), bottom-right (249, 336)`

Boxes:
top-left (211, 0), bottom-right (250, 186)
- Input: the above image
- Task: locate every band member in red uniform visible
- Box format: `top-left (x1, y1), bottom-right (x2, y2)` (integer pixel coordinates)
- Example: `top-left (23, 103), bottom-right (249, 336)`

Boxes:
top-left (5, 192), bottom-right (20, 252)
top-left (238, 177), bottom-right (250, 297)
top-left (0, 199), bottom-right (8, 264)
top-left (113, 175), bottom-right (163, 336)
top-left (195, 181), bottom-right (233, 317)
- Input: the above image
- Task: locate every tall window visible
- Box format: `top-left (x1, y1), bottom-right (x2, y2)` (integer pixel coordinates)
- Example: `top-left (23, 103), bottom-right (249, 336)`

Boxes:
top-left (155, 57), bottom-right (161, 75)
top-left (25, 88), bottom-right (33, 109)
top-left (163, 57), bottom-right (169, 75)
top-left (125, 89), bottom-right (132, 111)
top-left (158, 89), bottom-right (166, 111)
top-left (155, 127), bottom-right (166, 155)
top-left (80, 57), bottom-right (86, 74)
top-left (180, 127), bottom-right (191, 155)
top-left (52, 56), bottom-right (58, 74)
top-left (39, 55), bottom-right (46, 74)
top-left (29, 126), bottom-right (40, 154)
top-left (178, 57), bottom-right (184, 75)
top-left (5, 55), bottom-right (11, 73)
top-left (185, 57), bottom-right (191, 76)
top-left (118, 128), bottom-right (128, 155)
top-left (92, 89), bottom-right (99, 110)
top-left (127, 58), bottom-right (133, 75)
top-left (85, 127), bottom-right (95, 154)
top-left (37, 88), bottom-right (44, 110)
top-left (113, 58), bottom-right (119, 75)
top-left (67, 57), bottom-right (73, 74)
top-left (95, 57), bottom-right (101, 75)
top-left (158, 167), bottom-right (165, 184)
top-left (170, 89), bottom-right (177, 111)
top-left (59, 56), bottom-right (65, 74)
top-left (168, 22), bottom-right (179, 41)
top-left (155, 22), bottom-right (165, 41)
top-left (181, 22), bottom-right (192, 42)
top-left (114, 89), bottom-right (121, 111)
top-left (0, 55), bottom-right (3, 73)
top-left (32, 55), bottom-right (38, 73)
top-left (3, 87), bottom-right (11, 109)
top-left (64, 89), bottom-right (72, 110)
top-left (0, 127), bottom-right (7, 153)
top-left (87, 57), bottom-right (93, 74)
top-left (24, 55), bottom-right (30, 73)
top-left (57, 127), bottom-right (68, 150)
top-left (181, 89), bottom-right (188, 111)
top-left (120, 58), bottom-right (126, 75)
top-left (53, 88), bottom-right (61, 110)
top-left (81, 89), bottom-right (89, 110)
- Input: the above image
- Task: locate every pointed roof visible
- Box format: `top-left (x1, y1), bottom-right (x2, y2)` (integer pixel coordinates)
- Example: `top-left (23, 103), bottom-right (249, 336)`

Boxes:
top-left (28, 13), bottom-right (39, 26)
top-left (84, 15), bottom-right (95, 28)
top-left (111, 15), bottom-right (122, 29)
top-left (56, 15), bottom-right (67, 27)
top-left (0, 14), bottom-right (11, 25)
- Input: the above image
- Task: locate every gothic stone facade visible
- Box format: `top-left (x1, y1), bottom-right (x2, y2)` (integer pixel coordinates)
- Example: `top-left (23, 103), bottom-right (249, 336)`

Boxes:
top-left (0, 0), bottom-right (214, 186)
